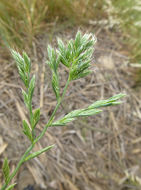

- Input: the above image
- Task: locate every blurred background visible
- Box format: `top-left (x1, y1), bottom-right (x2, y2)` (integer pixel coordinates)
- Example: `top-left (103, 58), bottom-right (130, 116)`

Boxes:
top-left (0, 0), bottom-right (141, 190)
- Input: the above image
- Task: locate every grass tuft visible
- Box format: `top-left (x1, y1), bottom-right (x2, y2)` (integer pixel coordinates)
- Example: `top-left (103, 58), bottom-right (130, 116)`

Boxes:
top-left (0, 0), bottom-right (107, 50)
top-left (0, 0), bottom-right (48, 49)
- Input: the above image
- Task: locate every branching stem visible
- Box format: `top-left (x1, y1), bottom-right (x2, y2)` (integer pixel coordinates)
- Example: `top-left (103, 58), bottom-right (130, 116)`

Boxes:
top-left (1, 78), bottom-right (70, 190)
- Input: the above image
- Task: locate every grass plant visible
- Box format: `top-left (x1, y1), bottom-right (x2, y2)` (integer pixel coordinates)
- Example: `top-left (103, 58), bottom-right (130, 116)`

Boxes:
top-left (1, 31), bottom-right (125, 190)
top-left (0, 0), bottom-right (47, 49)
top-left (0, 0), bottom-right (108, 50)
top-left (46, 0), bottom-right (107, 24)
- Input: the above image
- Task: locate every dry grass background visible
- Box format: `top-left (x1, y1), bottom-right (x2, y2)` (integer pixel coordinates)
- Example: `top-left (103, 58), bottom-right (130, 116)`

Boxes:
top-left (0, 0), bottom-right (140, 62)
top-left (0, 0), bottom-right (141, 189)
top-left (0, 0), bottom-right (108, 50)
top-left (0, 0), bottom-right (48, 48)
top-left (0, 25), bottom-right (141, 190)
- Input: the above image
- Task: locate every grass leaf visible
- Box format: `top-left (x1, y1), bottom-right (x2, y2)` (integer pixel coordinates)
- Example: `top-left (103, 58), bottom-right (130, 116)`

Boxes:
top-left (6, 183), bottom-right (16, 190)
top-left (24, 145), bottom-right (55, 162)
top-left (2, 158), bottom-right (10, 184)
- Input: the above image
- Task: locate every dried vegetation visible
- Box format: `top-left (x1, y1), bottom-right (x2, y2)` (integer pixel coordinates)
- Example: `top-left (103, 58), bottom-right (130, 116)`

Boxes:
top-left (0, 26), bottom-right (141, 190)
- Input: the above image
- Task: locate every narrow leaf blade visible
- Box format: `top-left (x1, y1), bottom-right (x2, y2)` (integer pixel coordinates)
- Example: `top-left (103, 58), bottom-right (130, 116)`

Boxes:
top-left (6, 183), bottom-right (16, 190)
top-left (2, 158), bottom-right (10, 184)
top-left (24, 145), bottom-right (55, 162)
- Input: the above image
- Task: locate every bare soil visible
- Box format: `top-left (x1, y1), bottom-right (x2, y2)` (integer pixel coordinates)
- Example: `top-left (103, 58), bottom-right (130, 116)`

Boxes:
top-left (0, 25), bottom-right (141, 190)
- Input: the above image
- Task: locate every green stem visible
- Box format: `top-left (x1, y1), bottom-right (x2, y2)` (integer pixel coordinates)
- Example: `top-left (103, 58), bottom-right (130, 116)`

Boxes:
top-left (29, 104), bottom-right (36, 138)
top-left (1, 78), bottom-right (70, 190)
top-left (1, 144), bottom-right (34, 190)
top-left (34, 78), bottom-right (70, 143)
top-left (29, 103), bottom-right (33, 127)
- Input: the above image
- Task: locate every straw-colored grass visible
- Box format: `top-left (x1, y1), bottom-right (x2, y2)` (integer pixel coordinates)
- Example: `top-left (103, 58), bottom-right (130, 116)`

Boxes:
top-left (0, 0), bottom-right (107, 50)
top-left (46, 0), bottom-right (107, 23)
top-left (0, 0), bottom-right (48, 49)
